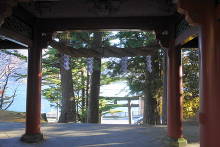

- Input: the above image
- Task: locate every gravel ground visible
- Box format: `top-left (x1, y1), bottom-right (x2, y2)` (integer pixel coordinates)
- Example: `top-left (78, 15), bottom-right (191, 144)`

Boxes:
top-left (0, 122), bottom-right (199, 147)
top-left (183, 121), bottom-right (200, 147)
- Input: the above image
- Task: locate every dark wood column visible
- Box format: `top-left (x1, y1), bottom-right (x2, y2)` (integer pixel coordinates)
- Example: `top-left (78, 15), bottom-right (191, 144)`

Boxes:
top-left (167, 45), bottom-right (183, 139)
top-left (156, 28), bottom-right (184, 140)
top-left (21, 27), bottom-right (43, 143)
top-left (198, 6), bottom-right (220, 147)
top-left (178, 1), bottom-right (220, 146)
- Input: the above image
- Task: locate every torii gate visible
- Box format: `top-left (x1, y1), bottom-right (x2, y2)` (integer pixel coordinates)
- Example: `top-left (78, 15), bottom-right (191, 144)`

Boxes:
top-left (102, 96), bottom-right (141, 124)
top-left (0, 1), bottom-right (220, 147)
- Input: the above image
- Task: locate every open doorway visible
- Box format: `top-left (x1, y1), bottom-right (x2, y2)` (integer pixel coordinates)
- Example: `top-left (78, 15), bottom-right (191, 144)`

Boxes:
top-left (42, 30), bottom-right (167, 125)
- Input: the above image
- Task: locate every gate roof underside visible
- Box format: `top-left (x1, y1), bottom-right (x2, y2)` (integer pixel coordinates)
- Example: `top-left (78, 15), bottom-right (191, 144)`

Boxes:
top-left (20, 0), bottom-right (177, 19)
top-left (14, 0), bottom-right (178, 32)
top-left (0, 0), bottom-right (199, 50)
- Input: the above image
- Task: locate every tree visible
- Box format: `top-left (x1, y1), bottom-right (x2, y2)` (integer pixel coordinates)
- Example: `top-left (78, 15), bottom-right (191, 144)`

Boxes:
top-left (161, 50), bottom-right (167, 124)
top-left (87, 32), bottom-right (102, 123)
top-left (105, 31), bottom-right (164, 125)
top-left (182, 48), bottom-right (200, 119)
top-left (42, 31), bottom-right (200, 124)
top-left (98, 97), bottom-right (123, 123)
top-left (53, 31), bottom-right (120, 123)
top-left (42, 48), bottom-right (89, 122)
top-left (42, 32), bottom-right (104, 123)
top-left (58, 53), bottom-right (76, 122)
top-left (42, 46), bottom-right (62, 115)
top-left (0, 51), bottom-right (25, 110)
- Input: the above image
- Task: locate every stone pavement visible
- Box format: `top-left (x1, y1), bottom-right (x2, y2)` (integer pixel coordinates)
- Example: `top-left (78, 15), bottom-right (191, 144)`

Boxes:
top-left (0, 122), bottom-right (199, 147)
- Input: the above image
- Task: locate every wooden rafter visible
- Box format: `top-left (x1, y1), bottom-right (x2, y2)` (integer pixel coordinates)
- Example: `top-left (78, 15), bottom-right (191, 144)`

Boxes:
top-left (0, 28), bottom-right (32, 47)
top-left (0, 0), bottom-right (18, 26)
top-left (0, 40), bottom-right (27, 49)
top-left (175, 26), bottom-right (199, 46)
top-left (38, 16), bottom-right (174, 32)
top-left (49, 40), bottom-right (160, 57)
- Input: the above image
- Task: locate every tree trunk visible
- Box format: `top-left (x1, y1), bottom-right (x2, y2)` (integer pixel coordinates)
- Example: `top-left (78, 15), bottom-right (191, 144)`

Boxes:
top-left (87, 57), bottom-right (101, 123)
top-left (59, 54), bottom-right (76, 123)
top-left (143, 71), bottom-right (152, 124)
top-left (143, 84), bottom-right (156, 125)
top-left (143, 55), bottom-right (161, 125)
top-left (84, 71), bottom-right (90, 122)
top-left (81, 71), bottom-right (86, 123)
top-left (99, 112), bottom-right (102, 123)
top-left (87, 32), bottom-right (102, 123)
top-left (162, 51), bottom-right (168, 125)
top-left (86, 71), bottom-right (90, 110)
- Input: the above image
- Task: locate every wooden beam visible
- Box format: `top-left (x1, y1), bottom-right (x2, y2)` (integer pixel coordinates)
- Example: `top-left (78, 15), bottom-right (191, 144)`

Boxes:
top-left (0, 28), bottom-right (32, 47)
top-left (50, 40), bottom-right (159, 57)
top-left (216, 4), bottom-right (220, 20)
top-left (177, 0), bottom-right (204, 25)
top-left (0, 40), bottom-right (28, 49)
top-left (0, 0), bottom-right (17, 26)
top-left (175, 26), bottom-right (199, 46)
top-left (12, 4), bottom-right (36, 27)
top-left (120, 104), bottom-right (139, 107)
top-left (102, 97), bottom-right (140, 100)
top-left (38, 16), bottom-right (174, 32)
top-left (181, 37), bottom-right (198, 48)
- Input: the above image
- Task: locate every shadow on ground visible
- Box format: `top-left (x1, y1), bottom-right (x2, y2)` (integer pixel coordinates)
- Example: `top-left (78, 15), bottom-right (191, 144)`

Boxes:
top-left (0, 122), bottom-right (199, 147)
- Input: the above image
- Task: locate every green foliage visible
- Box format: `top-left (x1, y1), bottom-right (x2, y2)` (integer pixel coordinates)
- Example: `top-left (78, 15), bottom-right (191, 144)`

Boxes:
top-left (99, 97), bottom-right (123, 116)
top-left (43, 86), bottom-right (61, 108)
top-left (115, 31), bottom-right (156, 48)
top-left (42, 31), bottom-right (200, 122)
top-left (1, 50), bottom-right (27, 61)
top-left (183, 97), bottom-right (199, 119)
top-left (42, 32), bottom-right (124, 122)
top-left (41, 47), bottom-right (62, 109)
top-left (104, 31), bottom-right (164, 124)
top-left (105, 31), bottom-right (163, 100)
top-left (182, 49), bottom-right (200, 119)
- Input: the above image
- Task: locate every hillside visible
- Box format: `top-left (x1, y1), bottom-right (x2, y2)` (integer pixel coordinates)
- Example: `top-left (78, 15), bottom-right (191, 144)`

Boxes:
top-left (0, 110), bottom-right (46, 122)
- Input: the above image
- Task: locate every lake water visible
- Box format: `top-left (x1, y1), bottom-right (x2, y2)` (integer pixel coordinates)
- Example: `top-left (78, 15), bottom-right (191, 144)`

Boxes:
top-left (7, 82), bottom-right (52, 113)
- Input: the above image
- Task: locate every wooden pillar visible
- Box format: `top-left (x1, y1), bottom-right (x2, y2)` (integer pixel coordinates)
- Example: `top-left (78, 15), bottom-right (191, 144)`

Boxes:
top-left (156, 27), bottom-right (183, 139)
top-left (21, 28), bottom-right (43, 143)
top-left (128, 98), bottom-right (132, 124)
top-left (198, 6), bottom-right (220, 147)
top-left (178, 1), bottom-right (220, 146)
top-left (167, 45), bottom-right (183, 139)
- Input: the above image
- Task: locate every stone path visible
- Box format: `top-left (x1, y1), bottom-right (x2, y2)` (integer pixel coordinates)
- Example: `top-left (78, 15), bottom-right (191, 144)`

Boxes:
top-left (0, 122), bottom-right (199, 147)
